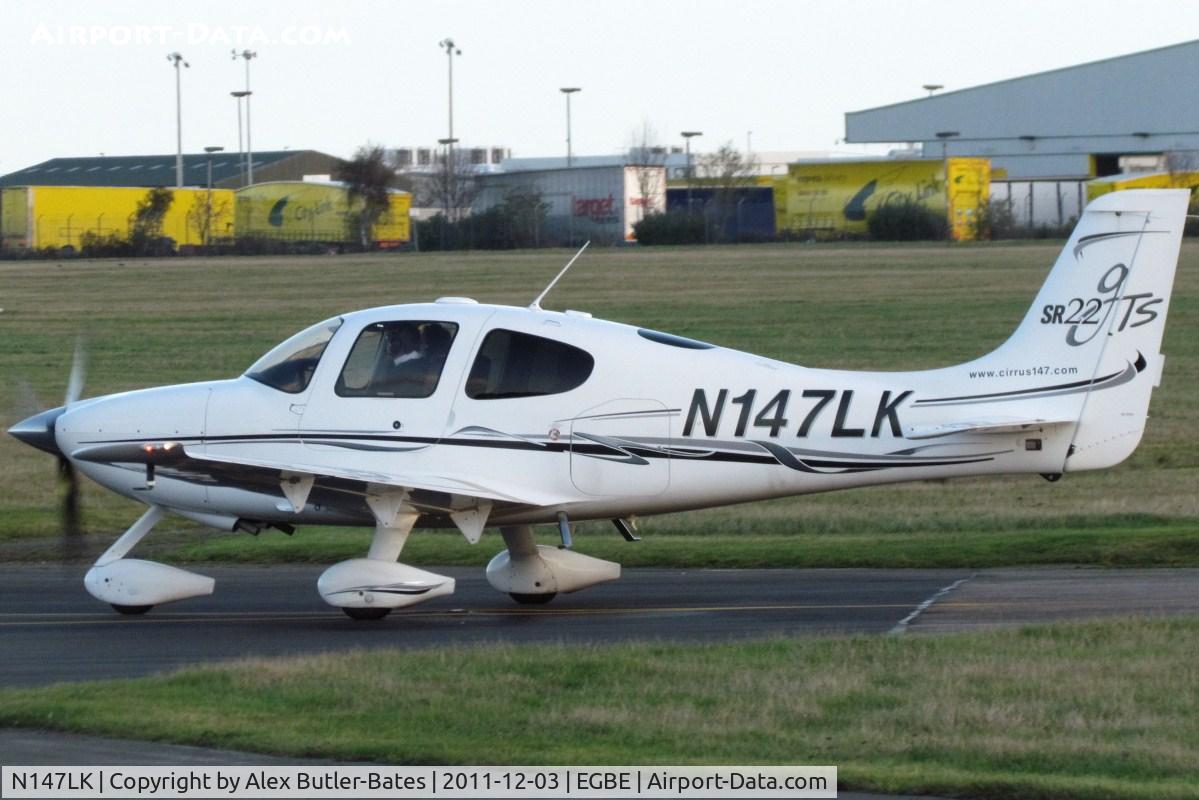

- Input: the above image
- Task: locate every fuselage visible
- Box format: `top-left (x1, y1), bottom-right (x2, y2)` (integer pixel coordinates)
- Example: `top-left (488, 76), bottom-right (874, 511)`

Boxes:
top-left (54, 298), bottom-right (1076, 530)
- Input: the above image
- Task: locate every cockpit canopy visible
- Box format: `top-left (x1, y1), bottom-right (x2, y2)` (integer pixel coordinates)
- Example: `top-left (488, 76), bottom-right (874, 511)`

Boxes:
top-left (245, 317), bottom-right (342, 393)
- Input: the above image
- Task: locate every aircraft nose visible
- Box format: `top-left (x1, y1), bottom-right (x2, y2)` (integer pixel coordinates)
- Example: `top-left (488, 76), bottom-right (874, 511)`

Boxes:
top-left (7, 406), bottom-right (66, 456)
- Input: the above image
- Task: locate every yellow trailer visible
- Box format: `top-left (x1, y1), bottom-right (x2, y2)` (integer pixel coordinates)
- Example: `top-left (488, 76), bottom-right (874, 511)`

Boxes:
top-left (0, 185), bottom-right (234, 250)
top-left (1087, 170), bottom-right (1199, 202)
top-left (234, 182), bottom-right (410, 246)
top-left (773, 158), bottom-right (990, 241)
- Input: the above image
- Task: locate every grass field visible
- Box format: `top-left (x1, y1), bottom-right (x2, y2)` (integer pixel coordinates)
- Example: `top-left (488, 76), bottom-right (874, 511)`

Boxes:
top-left (1, 241), bottom-right (1197, 564)
top-left (1, 616), bottom-right (1196, 799)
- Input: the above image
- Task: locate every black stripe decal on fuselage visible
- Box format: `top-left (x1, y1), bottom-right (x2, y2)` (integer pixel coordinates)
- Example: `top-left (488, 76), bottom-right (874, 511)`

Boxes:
top-left (77, 430), bottom-right (999, 476)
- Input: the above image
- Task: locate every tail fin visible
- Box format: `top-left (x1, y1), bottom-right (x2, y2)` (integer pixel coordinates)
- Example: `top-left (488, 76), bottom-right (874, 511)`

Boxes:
top-left (977, 189), bottom-right (1189, 471)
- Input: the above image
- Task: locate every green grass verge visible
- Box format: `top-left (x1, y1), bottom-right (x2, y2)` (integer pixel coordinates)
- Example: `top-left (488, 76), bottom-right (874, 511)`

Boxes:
top-left (2, 242), bottom-right (1197, 566)
top-left (2, 617), bottom-right (1196, 799)
top-left (169, 520), bottom-right (1199, 569)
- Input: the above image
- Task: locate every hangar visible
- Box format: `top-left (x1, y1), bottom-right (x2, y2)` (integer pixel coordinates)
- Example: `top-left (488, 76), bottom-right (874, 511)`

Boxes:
top-left (0, 150), bottom-right (344, 190)
top-left (845, 40), bottom-right (1199, 225)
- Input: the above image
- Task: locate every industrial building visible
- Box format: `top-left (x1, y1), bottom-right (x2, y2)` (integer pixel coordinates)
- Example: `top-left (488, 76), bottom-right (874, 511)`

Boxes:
top-left (845, 40), bottom-right (1199, 226)
top-left (472, 164), bottom-right (666, 244)
top-left (0, 150), bottom-right (345, 190)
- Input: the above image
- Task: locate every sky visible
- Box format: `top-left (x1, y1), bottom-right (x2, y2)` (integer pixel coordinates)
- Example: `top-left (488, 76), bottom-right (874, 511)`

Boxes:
top-left (2, 0), bottom-right (1198, 173)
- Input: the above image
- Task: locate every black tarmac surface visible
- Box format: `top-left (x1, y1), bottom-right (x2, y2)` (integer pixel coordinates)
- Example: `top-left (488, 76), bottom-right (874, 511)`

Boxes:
top-left (3, 564), bottom-right (1195, 785)
top-left (0, 565), bottom-right (967, 686)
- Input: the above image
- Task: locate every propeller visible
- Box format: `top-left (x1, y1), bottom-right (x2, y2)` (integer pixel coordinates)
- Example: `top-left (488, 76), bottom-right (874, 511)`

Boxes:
top-left (10, 341), bottom-right (89, 559)
top-left (59, 339), bottom-right (88, 558)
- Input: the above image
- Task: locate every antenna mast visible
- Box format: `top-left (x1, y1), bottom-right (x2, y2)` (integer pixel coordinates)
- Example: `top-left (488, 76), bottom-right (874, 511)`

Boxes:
top-left (530, 241), bottom-right (590, 310)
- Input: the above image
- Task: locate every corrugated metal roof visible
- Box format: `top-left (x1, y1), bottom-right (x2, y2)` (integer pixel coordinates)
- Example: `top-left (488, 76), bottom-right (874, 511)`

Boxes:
top-left (0, 150), bottom-right (333, 188)
top-left (846, 39), bottom-right (1199, 143)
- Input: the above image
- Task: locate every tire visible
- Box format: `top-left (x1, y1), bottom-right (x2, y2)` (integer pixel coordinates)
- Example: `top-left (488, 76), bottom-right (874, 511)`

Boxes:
top-left (342, 606), bottom-right (391, 621)
top-left (111, 604), bottom-right (153, 615)
top-left (509, 592), bottom-right (557, 605)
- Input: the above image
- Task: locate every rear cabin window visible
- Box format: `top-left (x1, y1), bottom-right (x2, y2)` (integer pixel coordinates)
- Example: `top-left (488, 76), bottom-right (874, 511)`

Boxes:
top-left (466, 329), bottom-right (594, 400)
top-left (336, 321), bottom-right (458, 398)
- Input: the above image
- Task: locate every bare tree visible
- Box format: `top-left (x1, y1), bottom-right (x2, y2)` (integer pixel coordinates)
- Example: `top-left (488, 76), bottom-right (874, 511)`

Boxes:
top-left (625, 120), bottom-right (667, 222)
top-left (416, 147), bottom-right (477, 223)
top-left (335, 144), bottom-right (396, 248)
top-left (187, 192), bottom-right (231, 246)
top-left (696, 141), bottom-right (760, 242)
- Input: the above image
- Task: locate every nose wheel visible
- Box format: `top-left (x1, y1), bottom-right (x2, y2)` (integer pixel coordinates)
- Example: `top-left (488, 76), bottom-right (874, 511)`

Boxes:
top-left (111, 603), bottom-right (153, 615)
top-left (341, 606), bottom-right (392, 621)
top-left (510, 592), bottom-right (557, 605)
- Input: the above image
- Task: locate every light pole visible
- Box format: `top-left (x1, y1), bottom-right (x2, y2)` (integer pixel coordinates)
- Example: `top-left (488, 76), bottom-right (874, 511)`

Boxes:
top-left (438, 39), bottom-right (461, 147)
top-left (560, 87), bottom-right (580, 168)
top-left (231, 91), bottom-right (250, 187)
top-left (167, 52), bottom-right (189, 188)
top-left (935, 131), bottom-right (960, 241)
top-left (682, 131), bottom-right (703, 214)
top-left (438, 137), bottom-right (459, 247)
top-left (935, 130), bottom-right (960, 160)
top-left (232, 50), bottom-right (258, 184)
top-left (203, 145), bottom-right (224, 190)
top-left (203, 146), bottom-right (224, 245)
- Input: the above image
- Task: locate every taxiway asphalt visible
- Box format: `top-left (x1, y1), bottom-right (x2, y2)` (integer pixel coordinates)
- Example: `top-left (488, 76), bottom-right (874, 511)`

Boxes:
top-left (4, 565), bottom-right (1197, 688)
top-left (0, 564), bottom-right (965, 686)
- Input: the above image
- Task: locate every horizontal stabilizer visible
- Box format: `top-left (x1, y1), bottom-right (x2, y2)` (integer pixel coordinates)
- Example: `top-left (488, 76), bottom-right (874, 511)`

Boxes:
top-left (905, 417), bottom-right (1072, 440)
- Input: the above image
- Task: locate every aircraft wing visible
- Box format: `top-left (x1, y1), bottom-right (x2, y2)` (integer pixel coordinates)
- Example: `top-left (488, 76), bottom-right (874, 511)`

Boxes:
top-left (904, 417), bottom-right (1074, 440)
top-left (70, 441), bottom-right (567, 541)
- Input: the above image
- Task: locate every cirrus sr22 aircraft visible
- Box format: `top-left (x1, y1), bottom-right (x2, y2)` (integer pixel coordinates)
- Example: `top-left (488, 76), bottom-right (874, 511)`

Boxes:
top-left (9, 189), bottom-right (1190, 619)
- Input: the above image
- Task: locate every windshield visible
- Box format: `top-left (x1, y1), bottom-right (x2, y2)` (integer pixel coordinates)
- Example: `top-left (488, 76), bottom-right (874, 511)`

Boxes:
top-left (246, 317), bottom-right (343, 393)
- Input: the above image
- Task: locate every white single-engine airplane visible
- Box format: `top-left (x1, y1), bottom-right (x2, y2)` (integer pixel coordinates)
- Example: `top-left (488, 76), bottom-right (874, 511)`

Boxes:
top-left (9, 189), bottom-right (1189, 619)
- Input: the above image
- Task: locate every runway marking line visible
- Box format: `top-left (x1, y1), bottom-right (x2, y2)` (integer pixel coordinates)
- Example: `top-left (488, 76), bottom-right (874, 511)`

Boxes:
top-left (889, 574), bottom-right (976, 634)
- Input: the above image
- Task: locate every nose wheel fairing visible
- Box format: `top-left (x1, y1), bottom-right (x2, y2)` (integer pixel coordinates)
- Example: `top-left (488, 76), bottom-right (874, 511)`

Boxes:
top-left (83, 505), bottom-right (215, 612)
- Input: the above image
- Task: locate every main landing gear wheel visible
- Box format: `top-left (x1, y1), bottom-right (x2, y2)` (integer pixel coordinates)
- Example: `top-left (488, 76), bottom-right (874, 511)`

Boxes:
top-left (342, 606), bottom-right (391, 621)
top-left (510, 592), bottom-right (557, 605)
top-left (111, 603), bottom-right (153, 615)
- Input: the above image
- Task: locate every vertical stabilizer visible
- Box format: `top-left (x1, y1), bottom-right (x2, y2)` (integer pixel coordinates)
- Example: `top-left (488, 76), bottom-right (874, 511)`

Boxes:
top-left (974, 189), bottom-right (1189, 471)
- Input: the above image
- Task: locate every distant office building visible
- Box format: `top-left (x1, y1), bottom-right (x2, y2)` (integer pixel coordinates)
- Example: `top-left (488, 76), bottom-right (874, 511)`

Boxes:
top-left (391, 145), bottom-right (510, 174)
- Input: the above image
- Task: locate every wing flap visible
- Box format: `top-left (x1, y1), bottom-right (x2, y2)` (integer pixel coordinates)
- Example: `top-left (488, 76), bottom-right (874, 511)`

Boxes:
top-left (182, 448), bottom-right (566, 507)
top-left (905, 417), bottom-right (1073, 440)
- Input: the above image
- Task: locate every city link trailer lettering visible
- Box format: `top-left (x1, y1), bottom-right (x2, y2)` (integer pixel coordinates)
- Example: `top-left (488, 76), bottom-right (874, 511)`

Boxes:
top-left (235, 181), bottom-right (411, 247)
top-left (773, 157), bottom-right (990, 241)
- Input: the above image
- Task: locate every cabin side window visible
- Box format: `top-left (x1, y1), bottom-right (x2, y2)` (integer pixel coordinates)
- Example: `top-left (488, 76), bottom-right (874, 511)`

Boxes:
top-left (466, 329), bottom-right (594, 400)
top-left (336, 321), bottom-right (458, 398)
